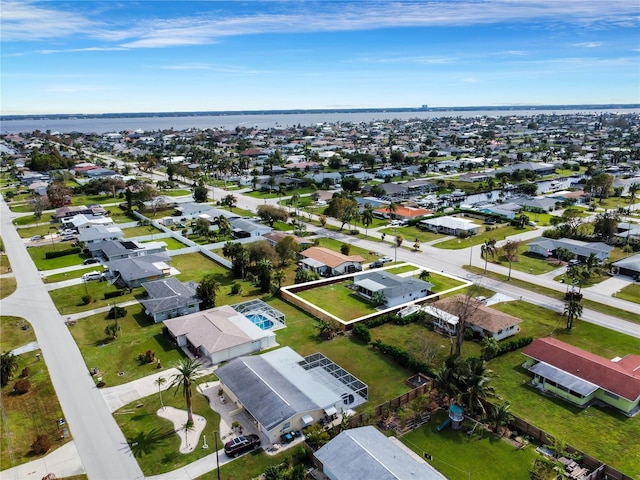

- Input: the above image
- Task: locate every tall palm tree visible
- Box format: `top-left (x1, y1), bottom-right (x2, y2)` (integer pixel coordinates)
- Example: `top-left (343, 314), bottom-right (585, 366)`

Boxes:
top-left (155, 376), bottom-right (167, 409)
top-left (362, 204), bottom-right (374, 237)
top-left (486, 402), bottom-right (512, 435)
top-left (394, 234), bottom-right (404, 263)
top-left (458, 357), bottom-right (495, 416)
top-left (564, 299), bottom-right (583, 330)
top-left (480, 239), bottom-right (497, 274)
top-left (387, 201), bottom-right (398, 219)
top-left (628, 182), bottom-right (639, 213)
top-left (170, 358), bottom-right (206, 426)
top-left (273, 269), bottom-right (286, 292)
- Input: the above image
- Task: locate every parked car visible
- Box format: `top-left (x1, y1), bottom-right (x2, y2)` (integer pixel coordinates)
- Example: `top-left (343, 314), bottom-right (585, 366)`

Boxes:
top-left (379, 256), bottom-right (393, 264)
top-left (224, 434), bottom-right (261, 457)
top-left (83, 258), bottom-right (100, 265)
top-left (61, 234), bottom-right (76, 241)
top-left (82, 271), bottom-right (103, 281)
top-left (30, 235), bottom-right (43, 241)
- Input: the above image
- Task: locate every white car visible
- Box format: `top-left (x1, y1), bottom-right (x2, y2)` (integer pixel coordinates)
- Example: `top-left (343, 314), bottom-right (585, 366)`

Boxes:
top-left (82, 271), bottom-right (103, 281)
top-left (379, 256), bottom-right (393, 264)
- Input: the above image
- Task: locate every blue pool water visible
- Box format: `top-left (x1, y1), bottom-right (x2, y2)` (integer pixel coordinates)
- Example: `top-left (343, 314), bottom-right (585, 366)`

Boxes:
top-left (246, 314), bottom-right (274, 330)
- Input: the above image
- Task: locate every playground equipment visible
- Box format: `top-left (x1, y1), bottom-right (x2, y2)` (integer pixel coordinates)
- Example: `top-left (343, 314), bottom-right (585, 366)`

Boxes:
top-left (436, 404), bottom-right (464, 432)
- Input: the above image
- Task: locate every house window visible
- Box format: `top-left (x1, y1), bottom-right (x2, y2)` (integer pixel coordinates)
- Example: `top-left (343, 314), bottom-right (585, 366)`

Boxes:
top-left (604, 391), bottom-right (619, 400)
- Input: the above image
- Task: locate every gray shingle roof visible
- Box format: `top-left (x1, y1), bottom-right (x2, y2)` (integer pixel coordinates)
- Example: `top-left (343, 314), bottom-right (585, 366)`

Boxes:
top-left (354, 271), bottom-right (433, 298)
top-left (315, 426), bottom-right (448, 480)
top-left (140, 277), bottom-right (199, 315)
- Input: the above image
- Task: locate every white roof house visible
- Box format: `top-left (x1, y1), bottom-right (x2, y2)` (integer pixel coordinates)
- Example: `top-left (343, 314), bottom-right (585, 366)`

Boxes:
top-left (419, 216), bottom-right (479, 236)
top-left (315, 426), bottom-right (448, 480)
top-left (215, 347), bottom-right (367, 444)
top-left (163, 305), bottom-right (276, 364)
top-left (77, 225), bottom-right (124, 244)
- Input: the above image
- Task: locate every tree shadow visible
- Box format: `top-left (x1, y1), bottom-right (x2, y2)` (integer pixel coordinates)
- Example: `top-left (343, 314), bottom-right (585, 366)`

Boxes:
top-left (124, 427), bottom-right (174, 458)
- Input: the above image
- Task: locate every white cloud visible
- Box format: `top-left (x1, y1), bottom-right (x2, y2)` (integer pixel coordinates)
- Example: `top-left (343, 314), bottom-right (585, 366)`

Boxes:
top-left (151, 63), bottom-right (265, 74)
top-left (570, 42), bottom-right (604, 48)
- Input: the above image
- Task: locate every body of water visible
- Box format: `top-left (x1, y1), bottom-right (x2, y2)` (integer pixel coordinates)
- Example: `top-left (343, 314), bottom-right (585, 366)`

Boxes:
top-left (2, 108), bottom-right (639, 135)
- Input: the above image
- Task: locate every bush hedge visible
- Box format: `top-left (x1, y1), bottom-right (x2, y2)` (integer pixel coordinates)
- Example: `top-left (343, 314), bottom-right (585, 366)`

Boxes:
top-left (493, 336), bottom-right (534, 358)
top-left (371, 339), bottom-right (434, 377)
top-left (104, 290), bottom-right (125, 300)
top-left (45, 247), bottom-right (81, 259)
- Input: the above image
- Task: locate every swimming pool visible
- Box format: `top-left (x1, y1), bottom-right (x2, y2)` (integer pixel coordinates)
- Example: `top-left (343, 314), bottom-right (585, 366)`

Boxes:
top-left (246, 313), bottom-right (274, 330)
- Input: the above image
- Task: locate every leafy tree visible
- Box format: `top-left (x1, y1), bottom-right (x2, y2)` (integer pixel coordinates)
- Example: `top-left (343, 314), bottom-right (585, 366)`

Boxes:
top-left (256, 204), bottom-right (289, 227)
top-left (169, 358), bottom-right (206, 426)
top-left (192, 218), bottom-right (212, 240)
top-left (341, 176), bottom-right (361, 193)
top-left (295, 268), bottom-right (319, 284)
top-left (340, 243), bottom-right (351, 255)
top-left (273, 270), bottom-right (286, 291)
top-left (584, 173), bottom-right (614, 203)
top-left (216, 215), bottom-right (232, 239)
top-left (197, 274), bottom-right (221, 309)
top-left (247, 240), bottom-right (278, 265)
top-left (592, 210), bottom-right (619, 240)
top-left (371, 291), bottom-right (386, 306)
top-left (31, 434), bottom-right (52, 455)
top-left (481, 336), bottom-right (500, 360)
top-left (275, 236), bottom-right (300, 266)
top-left (0, 352), bottom-right (19, 387)
top-left (193, 185), bottom-right (208, 203)
top-left (46, 179), bottom-right (72, 208)
top-left (325, 194), bottom-right (358, 229)
top-left (256, 258), bottom-right (273, 293)
top-left (108, 306), bottom-right (126, 319)
top-left (502, 240), bottom-right (520, 280)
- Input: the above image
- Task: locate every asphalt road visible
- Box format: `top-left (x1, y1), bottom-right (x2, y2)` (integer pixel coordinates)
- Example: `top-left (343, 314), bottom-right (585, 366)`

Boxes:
top-left (0, 197), bottom-right (144, 480)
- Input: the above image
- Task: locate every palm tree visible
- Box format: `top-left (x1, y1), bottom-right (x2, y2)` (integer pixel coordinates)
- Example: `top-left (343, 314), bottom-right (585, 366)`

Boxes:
top-left (564, 299), bottom-right (583, 330)
top-left (170, 358), bottom-right (206, 426)
top-left (628, 182), bottom-right (639, 213)
top-left (480, 239), bottom-right (497, 274)
top-left (486, 402), bottom-right (512, 435)
top-left (362, 204), bottom-right (374, 237)
top-left (394, 234), bottom-right (404, 263)
top-left (273, 269), bottom-right (286, 292)
top-left (387, 201), bottom-right (398, 219)
top-left (502, 240), bottom-right (519, 280)
top-left (458, 357), bottom-right (495, 416)
top-left (155, 376), bottom-right (167, 409)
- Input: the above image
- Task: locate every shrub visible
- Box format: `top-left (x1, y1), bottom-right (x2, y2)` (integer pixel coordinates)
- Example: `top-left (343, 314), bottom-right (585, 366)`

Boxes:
top-left (45, 247), bottom-right (81, 259)
top-left (104, 290), bottom-right (125, 300)
top-left (81, 295), bottom-right (93, 305)
top-left (493, 337), bottom-right (534, 358)
top-left (352, 324), bottom-right (371, 344)
top-left (31, 434), bottom-right (52, 455)
top-left (13, 378), bottom-right (31, 394)
top-left (20, 367), bottom-right (30, 378)
top-left (144, 350), bottom-right (156, 363)
top-left (108, 306), bottom-right (126, 319)
top-left (230, 283), bottom-right (242, 295)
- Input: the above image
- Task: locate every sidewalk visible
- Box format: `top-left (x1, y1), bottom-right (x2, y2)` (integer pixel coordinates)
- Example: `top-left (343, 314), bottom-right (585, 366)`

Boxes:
top-left (0, 442), bottom-right (85, 480)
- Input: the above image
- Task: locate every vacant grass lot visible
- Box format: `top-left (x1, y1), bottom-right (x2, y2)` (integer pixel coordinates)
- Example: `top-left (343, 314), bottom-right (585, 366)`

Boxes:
top-left (123, 225), bottom-right (163, 238)
top-left (0, 252), bottom-right (12, 274)
top-left (385, 265), bottom-right (420, 275)
top-left (490, 250), bottom-right (564, 275)
top-left (49, 281), bottom-right (141, 315)
top-left (401, 410), bottom-right (539, 480)
top-left (27, 244), bottom-right (85, 270)
top-left (435, 225), bottom-right (533, 250)
top-left (113, 374), bottom-right (220, 476)
top-left (15, 224), bottom-right (57, 239)
top-left (0, 277), bottom-right (17, 299)
top-left (0, 318), bottom-right (69, 471)
top-left (313, 237), bottom-right (379, 263)
top-left (141, 237), bottom-right (187, 250)
top-left (422, 272), bottom-right (466, 293)
top-left (615, 283), bottom-right (640, 304)
top-left (378, 225), bottom-right (441, 244)
top-left (69, 305), bottom-right (186, 387)
top-left (296, 281), bottom-right (377, 320)
top-left (489, 301), bottom-right (640, 476)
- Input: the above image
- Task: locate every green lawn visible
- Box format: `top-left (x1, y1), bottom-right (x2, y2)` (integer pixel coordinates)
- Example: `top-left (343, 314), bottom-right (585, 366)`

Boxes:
top-left (49, 281), bottom-right (141, 315)
top-left (113, 374), bottom-right (220, 476)
top-left (296, 281), bottom-right (377, 320)
top-left (44, 266), bottom-right (105, 283)
top-left (489, 250), bottom-right (565, 276)
top-left (0, 277), bottom-right (18, 299)
top-left (435, 225), bottom-right (533, 250)
top-left (0, 318), bottom-right (70, 471)
top-left (488, 301), bottom-right (640, 476)
top-left (122, 225), bottom-right (163, 238)
top-left (27, 244), bottom-right (85, 271)
top-left (422, 272), bottom-right (466, 293)
top-left (0, 253), bottom-right (12, 274)
top-left (313, 237), bottom-right (379, 263)
top-left (69, 305), bottom-right (186, 387)
top-left (141, 237), bottom-right (188, 250)
top-left (464, 266), bottom-right (640, 325)
top-left (12, 214), bottom-right (54, 226)
top-left (401, 410), bottom-right (539, 480)
top-left (378, 225), bottom-right (441, 243)
top-left (615, 283), bottom-right (640, 304)
top-left (386, 265), bottom-right (420, 275)
top-left (15, 224), bottom-right (58, 239)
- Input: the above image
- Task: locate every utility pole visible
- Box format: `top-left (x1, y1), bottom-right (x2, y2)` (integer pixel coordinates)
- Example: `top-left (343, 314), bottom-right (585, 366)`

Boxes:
top-left (214, 431), bottom-right (221, 480)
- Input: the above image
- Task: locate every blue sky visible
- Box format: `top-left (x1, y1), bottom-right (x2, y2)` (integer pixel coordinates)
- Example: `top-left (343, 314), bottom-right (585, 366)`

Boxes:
top-left (1, 1), bottom-right (639, 115)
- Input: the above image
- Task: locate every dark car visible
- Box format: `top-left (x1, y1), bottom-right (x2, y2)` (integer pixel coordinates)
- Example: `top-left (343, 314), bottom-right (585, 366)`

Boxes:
top-left (83, 258), bottom-right (100, 265)
top-left (224, 434), bottom-right (261, 457)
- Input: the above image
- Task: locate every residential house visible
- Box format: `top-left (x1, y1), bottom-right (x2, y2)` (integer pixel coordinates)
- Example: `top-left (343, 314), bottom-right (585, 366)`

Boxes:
top-left (228, 218), bottom-right (272, 238)
top-left (611, 254), bottom-right (640, 279)
top-left (263, 231), bottom-right (314, 250)
top-left (141, 277), bottom-right (200, 323)
top-left (527, 238), bottom-right (612, 262)
top-left (513, 196), bottom-right (557, 213)
top-left (352, 271), bottom-right (433, 308)
top-left (54, 205), bottom-right (107, 221)
top-left (78, 225), bottom-right (124, 245)
top-left (522, 337), bottom-right (640, 416)
top-left (314, 426), bottom-right (448, 480)
top-left (374, 205), bottom-right (432, 222)
top-left (163, 305), bottom-right (276, 362)
top-left (428, 295), bottom-right (522, 341)
top-left (305, 172), bottom-right (342, 185)
top-left (215, 347), bottom-right (367, 445)
top-left (175, 203), bottom-right (239, 222)
top-left (86, 239), bottom-right (167, 262)
top-left (61, 214), bottom-right (114, 231)
top-left (300, 247), bottom-right (364, 276)
top-left (105, 253), bottom-right (172, 288)
top-left (419, 216), bottom-right (479, 237)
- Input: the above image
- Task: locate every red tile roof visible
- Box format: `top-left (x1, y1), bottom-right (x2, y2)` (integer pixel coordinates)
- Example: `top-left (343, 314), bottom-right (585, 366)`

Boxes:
top-left (375, 205), bottom-right (432, 218)
top-left (522, 337), bottom-right (640, 401)
top-left (301, 247), bottom-right (364, 269)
